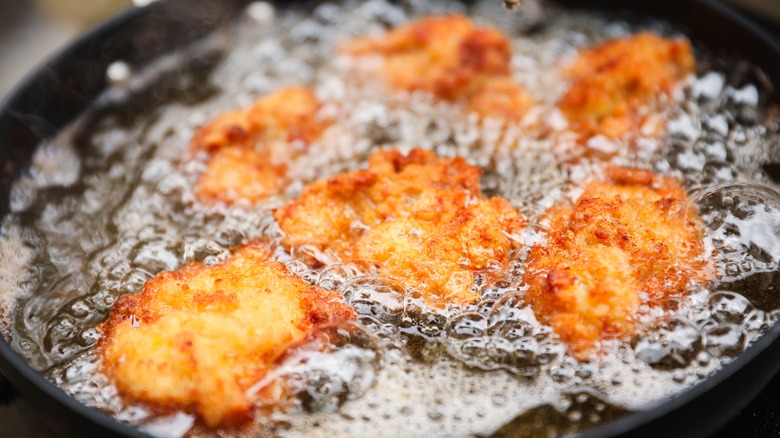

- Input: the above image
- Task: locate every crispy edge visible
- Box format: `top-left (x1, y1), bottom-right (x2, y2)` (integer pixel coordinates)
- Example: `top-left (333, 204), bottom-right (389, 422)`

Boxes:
top-left (524, 166), bottom-right (707, 358)
top-left (342, 14), bottom-right (532, 121)
top-left (190, 87), bottom-right (329, 204)
top-left (98, 241), bottom-right (355, 427)
top-left (559, 32), bottom-right (695, 139)
top-left (274, 148), bottom-right (525, 308)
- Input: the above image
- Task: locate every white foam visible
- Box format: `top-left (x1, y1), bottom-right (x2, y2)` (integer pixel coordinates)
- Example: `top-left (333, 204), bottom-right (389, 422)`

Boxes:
top-left (730, 84), bottom-right (760, 106)
top-left (692, 72), bottom-right (725, 101)
top-left (0, 221), bottom-right (36, 339)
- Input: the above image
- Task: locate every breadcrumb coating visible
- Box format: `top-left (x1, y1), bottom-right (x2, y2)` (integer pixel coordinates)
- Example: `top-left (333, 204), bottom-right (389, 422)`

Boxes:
top-left (342, 14), bottom-right (533, 120)
top-left (192, 86), bottom-right (329, 204)
top-left (559, 33), bottom-right (695, 139)
top-left (99, 242), bottom-right (354, 427)
top-left (274, 148), bottom-right (524, 308)
top-left (468, 77), bottom-right (535, 121)
top-left (524, 166), bottom-right (707, 358)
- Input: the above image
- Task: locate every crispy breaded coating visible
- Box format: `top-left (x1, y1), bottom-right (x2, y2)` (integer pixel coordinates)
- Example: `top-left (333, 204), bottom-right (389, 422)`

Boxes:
top-left (274, 148), bottom-right (524, 308)
top-left (342, 14), bottom-right (532, 120)
top-left (468, 77), bottom-right (535, 121)
top-left (342, 14), bottom-right (510, 100)
top-left (196, 147), bottom-right (285, 204)
top-left (559, 33), bottom-right (695, 139)
top-left (98, 242), bottom-right (354, 428)
top-left (192, 86), bottom-right (329, 204)
top-left (523, 166), bottom-right (707, 358)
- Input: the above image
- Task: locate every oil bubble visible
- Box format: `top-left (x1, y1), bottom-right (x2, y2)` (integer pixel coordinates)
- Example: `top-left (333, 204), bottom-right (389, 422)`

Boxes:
top-left (703, 324), bottom-right (746, 358)
top-left (708, 291), bottom-right (754, 324)
top-left (341, 277), bottom-right (406, 320)
top-left (633, 318), bottom-right (702, 368)
top-left (248, 322), bottom-right (380, 413)
top-left (445, 312), bottom-right (487, 341)
top-left (693, 183), bottom-right (780, 282)
top-left (318, 263), bottom-right (366, 291)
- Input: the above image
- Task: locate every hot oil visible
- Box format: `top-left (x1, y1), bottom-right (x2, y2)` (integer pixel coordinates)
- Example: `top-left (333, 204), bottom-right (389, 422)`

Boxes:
top-left (1, 0), bottom-right (780, 437)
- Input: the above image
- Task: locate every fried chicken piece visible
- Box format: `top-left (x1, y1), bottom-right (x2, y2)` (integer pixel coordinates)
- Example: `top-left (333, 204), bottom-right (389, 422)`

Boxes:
top-left (192, 86), bottom-right (330, 204)
top-left (342, 14), bottom-right (533, 120)
top-left (523, 166), bottom-right (707, 358)
top-left (195, 147), bottom-right (286, 204)
top-left (559, 33), bottom-right (695, 139)
top-left (342, 14), bottom-right (510, 100)
top-left (274, 148), bottom-right (524, 308)
top-left (98, 242), bottom-right (354, 428)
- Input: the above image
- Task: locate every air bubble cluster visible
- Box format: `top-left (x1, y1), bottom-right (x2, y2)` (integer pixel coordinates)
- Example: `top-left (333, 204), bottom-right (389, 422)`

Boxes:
top-left (694, 184), bottom-right (780, 284)
top-left (444, 294), bottom-right (560, 376)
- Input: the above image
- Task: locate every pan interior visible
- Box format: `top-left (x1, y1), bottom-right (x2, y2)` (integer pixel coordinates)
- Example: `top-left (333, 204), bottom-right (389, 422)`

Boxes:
top-left (3, 0), bottom-right (780, 437)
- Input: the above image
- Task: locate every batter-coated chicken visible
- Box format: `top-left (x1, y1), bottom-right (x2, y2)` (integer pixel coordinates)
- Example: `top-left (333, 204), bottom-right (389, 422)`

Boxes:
top-left (274, 148), bottom-right (524, 308)
top-left (342, 14), bottom-right (533, 121)
top-left (559, 33), bottom-right (695, 139)
top-left (192, 86), bottom-right (329, 204)
top-left (523, 166), bottom-right (707, 358)
top-left (99, 242), bottom-right (354, 427)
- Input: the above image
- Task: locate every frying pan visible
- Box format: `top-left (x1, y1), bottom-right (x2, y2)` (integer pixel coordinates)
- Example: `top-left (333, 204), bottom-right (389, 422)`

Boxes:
top-left (1, 0), bottom-right (780, 437)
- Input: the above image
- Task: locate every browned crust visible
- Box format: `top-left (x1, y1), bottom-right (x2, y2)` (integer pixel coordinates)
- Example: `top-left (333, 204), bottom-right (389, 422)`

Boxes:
top-left (191, 86), bottom-right (330, 204)
top-left (274, 148), bottom-right (525, 308)
top-left (342, 14), bottom-right (533, 120)
top-left (559, 32), bottom-right (695, 139)
top-left (523, 166), bottom-right (708, 358)
top-left (98, 241), bottom-right (354, 428)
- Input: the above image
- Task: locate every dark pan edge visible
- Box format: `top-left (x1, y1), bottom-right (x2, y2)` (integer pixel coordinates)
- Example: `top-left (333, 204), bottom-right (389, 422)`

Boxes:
top-left (0, 0), bottom-right (253, 436)
top-left (578, 324), bottom-right (780, 438)
top-left (0, 4), bottom-right (154, 434)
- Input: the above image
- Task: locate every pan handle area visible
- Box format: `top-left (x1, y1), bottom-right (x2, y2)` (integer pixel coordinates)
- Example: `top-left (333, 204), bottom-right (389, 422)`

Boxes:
top-left (0, 371), bottom-right (14, 406)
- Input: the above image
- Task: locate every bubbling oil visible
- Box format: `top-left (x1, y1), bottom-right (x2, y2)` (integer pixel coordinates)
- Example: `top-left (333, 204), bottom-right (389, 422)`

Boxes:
top-left (2, 0), bottom-right (780, 437)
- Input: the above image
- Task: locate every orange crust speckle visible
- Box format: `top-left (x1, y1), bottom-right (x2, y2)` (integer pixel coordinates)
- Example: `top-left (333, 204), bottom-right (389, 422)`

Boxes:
top-left (274, 148), bottom-right (524, 308)
top-left (192, 86), bottom-right (330, 204)
top-left (559, 33), bottom-right (695, 139)
top-left (342, 14), bottom-right (533, 120)
top-left (523, 166), bottom-right (708, 358)
top-left (468, 77), bottom-right (535, 121)
top-left (98, 241), bottom-right (354, 428)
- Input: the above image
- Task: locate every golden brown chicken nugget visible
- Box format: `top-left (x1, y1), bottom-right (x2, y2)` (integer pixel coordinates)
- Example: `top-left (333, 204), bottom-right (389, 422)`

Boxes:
top-left (343, 14), bottom-right (532, 120)
top-left (559, 33), bottom-right (695, 139)
top-left (274, 148), bottom-right (524, 308)
top-left (523, 166), bottom-right (707, 358)
top-left (195, 147), bottom-right (286, 204)
top-left (192, 86), bottom-right (330, 204)
top-left (99, 242), bottom-right (354, 428)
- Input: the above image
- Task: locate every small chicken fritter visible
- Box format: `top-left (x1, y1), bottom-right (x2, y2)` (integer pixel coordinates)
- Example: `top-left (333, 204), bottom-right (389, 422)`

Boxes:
top-left (192, 86), bottom-right (329, 204)
top-left (98, 242), bottom-right (354, 428)
top-left (523, 166), bottom-right (707, 358)
top-left (274, 148), bottom-right (524, 308)
top-left (195, 147), bottom-right (286, 204)
top-left (559, 33), bottom-right (695, 139)
top-left (342, 14), bottom-right (533, 120)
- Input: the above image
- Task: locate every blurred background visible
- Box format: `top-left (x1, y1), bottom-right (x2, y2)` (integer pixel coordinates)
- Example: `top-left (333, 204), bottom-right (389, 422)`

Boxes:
top-left (0, 0), bottom-right (132, 100)
top-left (1, 0), bottom-right (780, 101)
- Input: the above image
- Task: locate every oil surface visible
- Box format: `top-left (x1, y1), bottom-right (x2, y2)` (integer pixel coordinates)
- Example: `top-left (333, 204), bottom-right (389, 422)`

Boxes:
top-left (2, 1), bottom-right (780, 437)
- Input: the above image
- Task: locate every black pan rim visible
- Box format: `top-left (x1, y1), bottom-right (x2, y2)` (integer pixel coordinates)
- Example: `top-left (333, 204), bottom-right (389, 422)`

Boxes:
top-left (1, 1), bottom-right (780, 437)
top-left (577, 322), bottom-right (780, 438)
top-left (0, 3), bottom-right (178, 436)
